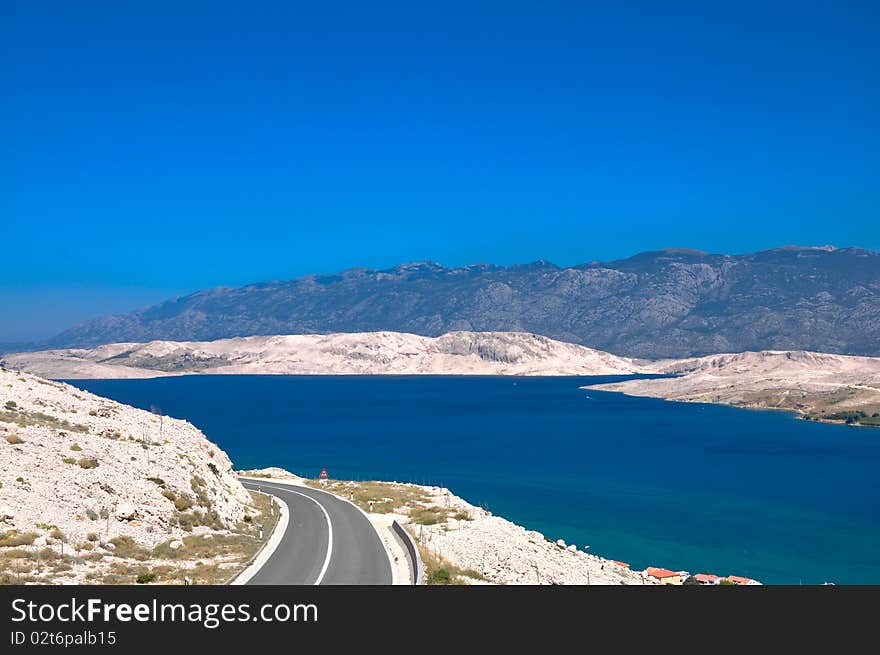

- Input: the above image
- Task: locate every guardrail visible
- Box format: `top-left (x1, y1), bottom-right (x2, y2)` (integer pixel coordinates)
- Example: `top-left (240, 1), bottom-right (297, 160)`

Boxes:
top-left (391, 520), bottom-right (424, 585)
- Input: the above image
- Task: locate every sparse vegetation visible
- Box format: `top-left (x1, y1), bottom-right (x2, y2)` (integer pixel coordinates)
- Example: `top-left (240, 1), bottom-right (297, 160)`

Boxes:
top-left (0, 408), bottom-right (89, 433)
top-left (108, 536), bottom-right (151, 561)
top-left (409, 506), bottom-right (450, 526)
top-left (811, 409), bottom-right (880, 427)
top-left (304, 479), bottom-right (432, 514)
top-left (135, 572), bottom-right (155, 584)
top-left (62, 457), bottom-right (76, 464)
top-left (171, 509), bottom-right (224, 532)
top-left (69, 443), bottom-right (82, 451)
top-left (146, 477), bottom-right (166, 486)
top-left (418, 540), bottom-right (486, 585)
top-left (4, 400), bottom-right (17, 410)
top-left (0, 530), bottom-right (38, 547)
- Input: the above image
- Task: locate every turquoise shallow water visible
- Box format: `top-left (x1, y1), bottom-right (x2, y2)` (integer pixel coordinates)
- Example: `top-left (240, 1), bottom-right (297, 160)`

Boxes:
top-left (69, 375), bottom-right (880, 584)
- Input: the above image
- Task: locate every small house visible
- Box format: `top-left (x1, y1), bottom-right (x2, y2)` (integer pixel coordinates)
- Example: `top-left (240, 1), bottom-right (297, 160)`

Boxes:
top-left (645, 566), bottom-right (682, 585)
top-left (726, 575), bottom-right (761, 586)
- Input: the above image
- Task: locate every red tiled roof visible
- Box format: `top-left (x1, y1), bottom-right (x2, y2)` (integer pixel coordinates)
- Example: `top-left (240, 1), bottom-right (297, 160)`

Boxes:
top-left (726, 575), bottom-right (755, 585)
top-left (613, 561), bottom-right (630, 568)
top-left (646, 567), bottom-right (679, 579)
top-left (695, 574), bottom-right (720, 583)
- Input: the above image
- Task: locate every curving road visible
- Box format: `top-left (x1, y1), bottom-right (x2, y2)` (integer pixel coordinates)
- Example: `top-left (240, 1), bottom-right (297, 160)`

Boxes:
top-left (240, 480), bottom-right (392, 585)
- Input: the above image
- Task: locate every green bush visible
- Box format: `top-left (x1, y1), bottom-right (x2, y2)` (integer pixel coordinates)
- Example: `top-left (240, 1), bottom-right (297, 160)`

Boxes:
top-left (136, 573), bottom-right (155, 584)
top-left (77, 457), bottom-right (99, 469)
top-left (426, 568), bottom-right (452, 585)
top-left (69, 443), bottom-right (82, 451)
top-left (62, 457), bottom-right (76, 464)
top-left (146, 477), bottom-right (166, 486)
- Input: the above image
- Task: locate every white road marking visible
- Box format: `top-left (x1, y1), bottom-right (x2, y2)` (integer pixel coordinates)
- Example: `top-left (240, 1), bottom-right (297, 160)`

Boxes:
top-left (230, 491), bottom-right (290, 585)
top-left (249, 481), bottom-right (334, 585)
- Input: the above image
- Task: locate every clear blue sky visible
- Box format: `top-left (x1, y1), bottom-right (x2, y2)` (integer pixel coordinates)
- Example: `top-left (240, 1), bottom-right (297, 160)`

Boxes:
top-left (2, 1), bottom-right (878, 341)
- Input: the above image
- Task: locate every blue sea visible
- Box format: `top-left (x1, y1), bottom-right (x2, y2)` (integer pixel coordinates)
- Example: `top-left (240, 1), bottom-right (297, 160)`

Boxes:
top-left (68, 375), bottom-right (880, 584)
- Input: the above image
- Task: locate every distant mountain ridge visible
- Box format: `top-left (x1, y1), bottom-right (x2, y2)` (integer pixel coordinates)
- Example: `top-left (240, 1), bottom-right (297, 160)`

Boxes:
top-left (46, 246), bottom-right (880, 359)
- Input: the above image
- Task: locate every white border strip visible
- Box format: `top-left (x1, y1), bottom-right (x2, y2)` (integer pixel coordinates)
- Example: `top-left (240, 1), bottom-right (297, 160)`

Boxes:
top-left (238, 479), bottom-right (334, 585)
top-left (238, 476), bottom-right (396, 585)
top-left (230, 492), bottom-right (289, 585)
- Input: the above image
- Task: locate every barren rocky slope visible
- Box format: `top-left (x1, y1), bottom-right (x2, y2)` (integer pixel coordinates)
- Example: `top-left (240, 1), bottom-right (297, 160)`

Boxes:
top-left (589, 350), bottom-right (880, 426)
top-left (41, 246), bottom-right (880, 359)
top-left (2, 331), bottom-right (647, 379)
top-left (0, 367), bottom-right (268, 584)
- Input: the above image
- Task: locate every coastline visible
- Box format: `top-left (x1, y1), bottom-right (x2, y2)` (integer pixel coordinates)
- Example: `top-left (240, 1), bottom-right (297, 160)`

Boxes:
top-left (584, 387), bottom-right (880, 429)
top-left (238, 468), bottom-right (761, 586)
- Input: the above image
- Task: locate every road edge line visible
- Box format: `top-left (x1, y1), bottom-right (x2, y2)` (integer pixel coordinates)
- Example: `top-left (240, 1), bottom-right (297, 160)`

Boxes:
top-left (234, 476), bottom-right (395, 585)
top-left (302, 484), bottom-right (398, 585)
top-left (229, 486), bottom-right (290, 585)
top-left (285, 488), bottom-right (334, 585)
top-left (240, 480), bottom-right (335, 585)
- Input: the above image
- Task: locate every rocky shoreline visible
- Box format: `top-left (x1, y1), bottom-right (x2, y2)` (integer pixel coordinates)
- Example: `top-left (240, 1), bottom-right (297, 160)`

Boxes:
top-left (248, 468), bottom-right (752, 585)
top-left (587, 350), bottom-right (880, 428)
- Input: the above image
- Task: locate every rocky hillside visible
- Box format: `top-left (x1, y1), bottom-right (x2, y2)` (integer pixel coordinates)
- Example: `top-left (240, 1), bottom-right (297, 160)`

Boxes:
top-left (588, 350), bottom-right (880, 426)
top-left (2, 331), bottom-right (647, 379)
top-left (0, 367), bottom-right (262, 584)
top-left (41, 246), bottom-right (880, 358)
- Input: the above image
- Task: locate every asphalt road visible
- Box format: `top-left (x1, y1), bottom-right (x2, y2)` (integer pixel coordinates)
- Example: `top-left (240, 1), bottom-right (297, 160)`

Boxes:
top-left (240, 480), bottom-right (392, 585)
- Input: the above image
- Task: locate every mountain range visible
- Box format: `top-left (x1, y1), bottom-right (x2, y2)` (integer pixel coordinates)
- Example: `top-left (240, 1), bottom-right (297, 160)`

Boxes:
top-left (44, 246), bottom-right (880, 359)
